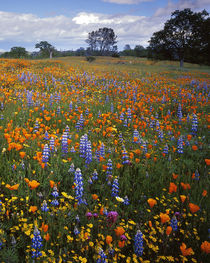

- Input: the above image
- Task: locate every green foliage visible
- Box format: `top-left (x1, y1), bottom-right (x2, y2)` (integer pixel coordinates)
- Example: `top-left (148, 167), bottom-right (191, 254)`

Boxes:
top-left (35, 41), bottom-right (55, 58)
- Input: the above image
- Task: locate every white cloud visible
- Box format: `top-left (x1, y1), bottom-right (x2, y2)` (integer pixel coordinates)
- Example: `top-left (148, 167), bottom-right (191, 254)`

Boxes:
top-left (102, 0), bottom-right (152, 4)
top-left (0, 10), bottom-right (164, 50)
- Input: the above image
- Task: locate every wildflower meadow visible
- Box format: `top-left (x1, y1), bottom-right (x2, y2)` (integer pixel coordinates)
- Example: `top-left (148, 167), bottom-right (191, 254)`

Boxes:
top-left (0, 58), bottom-right (209, 262)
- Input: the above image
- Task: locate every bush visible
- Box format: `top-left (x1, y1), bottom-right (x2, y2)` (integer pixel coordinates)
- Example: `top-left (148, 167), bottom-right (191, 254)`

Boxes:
top-left (86, 56), bottom-right (96, 63)
top-left (112, 52), bottom-right (120, 58)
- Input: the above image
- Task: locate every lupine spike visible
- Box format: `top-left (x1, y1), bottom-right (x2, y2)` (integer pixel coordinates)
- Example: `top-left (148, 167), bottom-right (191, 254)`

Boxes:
top-left (134, 230), bottom-right (143, 257)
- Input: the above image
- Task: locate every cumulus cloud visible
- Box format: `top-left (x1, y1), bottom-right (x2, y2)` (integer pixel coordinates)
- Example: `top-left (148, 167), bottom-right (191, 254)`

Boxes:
top-left (102, 0), bottom-right (152, 4)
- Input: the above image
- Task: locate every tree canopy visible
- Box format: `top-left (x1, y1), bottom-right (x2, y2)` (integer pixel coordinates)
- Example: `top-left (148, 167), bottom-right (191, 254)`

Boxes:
top-left (35, 41), bottom-right (55, 59)
top-left (9, 47), bottom-right (28, 58)
top-left (148, 9), bottom-right (210, 66)
top-left (86, 27), bottom-right (117, 55)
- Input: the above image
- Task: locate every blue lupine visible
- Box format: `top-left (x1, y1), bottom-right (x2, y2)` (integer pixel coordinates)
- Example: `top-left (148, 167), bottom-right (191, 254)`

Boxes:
top-left (21, 161), bottom-right (25, 170)
top-left (51, 186), bottom-right (59, 206)
top-left (177, 136), bottom-right (183, 154)
top-left (68, 163), bottom-right (75, 173)
top-left (127, 108), bottom-right (132, 119)
top-left (158, 129), bottom-right (164, 141)
top-left (191, 113), bottom-right (198, 135)
top-left (51, 186), bottom-right (59, 198)
top-left (56, 106), bottom-right (61, 115)
top-left (92, 169), bottom-right (98, 181)
top-left (79, 113), bottom-right (84, 129)
top-left (170, 216), bottom-right (178, 231)
top-left (33, 119), bottom-right (39, 133)
top-left (120, 112), bottom-right (124, 121)
top-left (75, 120), bottom-right (80, 130)
top-left (80, 135), bottom-right (88, 158)
top-left (74, 226), bottom-right (80, 235)
top-left (150, 118), bottom-right (155, 129)
top-left (49, 137), bottom-right (55, 152)
top-left (112, 178), bottom-right (119, 197)
top-left (133, 129), bottom-right (140, 143)
top-left (31, 227), bottom-right (42, 258)
top-left (123, 118), bottom-right (128, 127)
top-left (65, 125), bottom-right (70, 137)
top-left (42, 144), bottom-right (50, 165)
top-left (106, 159), bottom-right (113, 180)
top-left (142, 142), bottom-right (147, 154)
top-left (111, 103), bottom-right (114, 112)
top-left (123, 196), bottom-right (130, 205)
top-left (26, 91), bottom-right (33, 107)
top-left (134, 230), bottom-right (143, 257)
top-left (70, 146), bottom-right (76, 153)
top-left (69, 101), bottom-right (73, 111)
top-left (194, 169), bottom-right (200, 180)
top-left (163, 144), bottom-right (169, 155)
top-left (122, 149), bottom-right (129, 164)
top-left (100, 143), bottom-right (105, 158)
top-left (44, 131), bottom-right (49, 140)
top-left (177, 103), bottom-right (182, 121)
top-left (41, 200), bottom-right (49, 212)
top-left (96, 248), bottom-right (108, 263)
top-left (85, 140), bottom-right (92, 164)
top-left (61, 132), bottom-right (68, 154)
top-left (74, 168), bottom-right (85, 205)
top-left (156, 120), bottom-right (160, 130)
top-left (119, 133), bottom-right (124, 143)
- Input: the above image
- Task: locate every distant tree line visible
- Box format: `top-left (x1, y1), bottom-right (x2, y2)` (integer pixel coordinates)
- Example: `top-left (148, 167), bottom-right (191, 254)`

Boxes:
top-left (0, 8), bottom-right (209, 66)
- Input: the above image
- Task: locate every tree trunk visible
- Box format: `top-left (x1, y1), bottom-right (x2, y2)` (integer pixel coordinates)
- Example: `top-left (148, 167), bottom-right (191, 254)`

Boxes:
top-left (50, 51), bottom-right (53, 59)
top-left (180, 59), bottom-right (184, 68)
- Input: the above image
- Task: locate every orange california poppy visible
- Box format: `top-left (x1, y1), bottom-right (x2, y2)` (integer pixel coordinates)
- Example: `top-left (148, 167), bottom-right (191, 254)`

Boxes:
top-left (205, 159), bottom-right (210, 166)
top-left (30, 206), bottom-right (37, 213)
top-left (201, 241), bottom-right (210, 254)
top-left (166, 226), bottom-right (172, 235)
top-left (114, 226), bottom-right (125, 236)
top-left (202, 190), bottom-right (207, 197)
top-left (41, 223), bottom-right (49, 232)
top-left (169, 182), bottom-right (177, 193)
top-left (189, 203), bottom-right (200, 213)
top-left (180, 243), bottom-right (194, 256)
top-left (180, 195), bottom-right (187, 203)
top-left (6, 183), bottom-right (19, 190)
top-left (19, 151), bottom-right (26, 158)
top-left (28, 180), bottom-right (40, 189)
top-left (192, 145), bottom-right (198, 151)
top-left (147, 198), bottom-right (157, 208)
top-left (92, 194), bottom-right (98, 200)
top-left (44, 233), bottom-right (50, 241)
top-left (160, 213), bottom-right (170, 224)
top-left (118, 240), bottom-right (125, 248)
top-left (106, 235), bottom-right (113, 245)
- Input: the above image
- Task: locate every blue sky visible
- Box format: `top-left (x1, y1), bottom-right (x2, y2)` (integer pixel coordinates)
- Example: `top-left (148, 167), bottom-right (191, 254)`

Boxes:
top-left (0, 0), bottom-right (209, 52)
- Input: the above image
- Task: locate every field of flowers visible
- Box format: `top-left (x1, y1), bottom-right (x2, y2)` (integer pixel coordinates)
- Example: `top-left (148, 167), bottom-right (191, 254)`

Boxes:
top-left (0, 58), bottom-right (209, 262)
